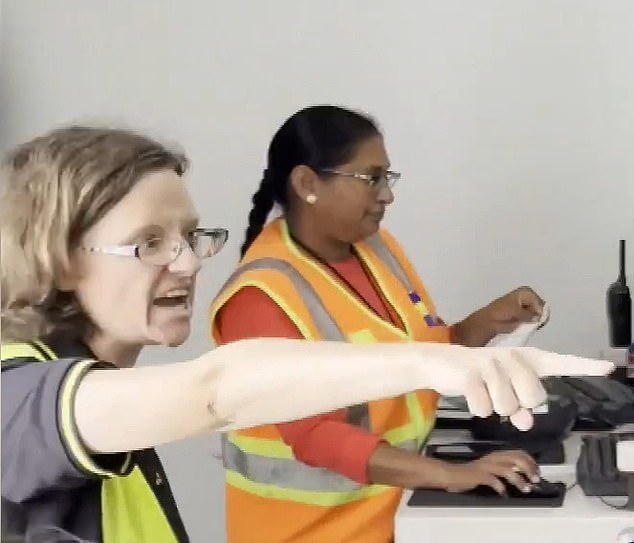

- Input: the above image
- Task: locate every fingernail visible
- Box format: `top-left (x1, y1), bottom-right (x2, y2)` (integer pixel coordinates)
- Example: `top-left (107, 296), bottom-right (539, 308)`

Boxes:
top-left (531, 475), bottom-right (540, 483)
top-left (523, 485), bottom-right (532, 493)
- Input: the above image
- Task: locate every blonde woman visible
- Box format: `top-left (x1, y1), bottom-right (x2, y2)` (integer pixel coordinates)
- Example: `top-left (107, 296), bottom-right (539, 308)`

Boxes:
top-left (1, 126), bottom-right (611, 543)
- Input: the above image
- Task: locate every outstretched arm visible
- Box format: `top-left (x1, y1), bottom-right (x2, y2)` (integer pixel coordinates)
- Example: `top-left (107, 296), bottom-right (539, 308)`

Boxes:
top-left (74, 339), bottom-right (613, 454)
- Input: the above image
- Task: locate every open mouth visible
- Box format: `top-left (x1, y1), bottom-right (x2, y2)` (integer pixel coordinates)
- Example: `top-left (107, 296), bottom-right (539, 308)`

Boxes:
top-left (153, 291), bottom-right (189, 308)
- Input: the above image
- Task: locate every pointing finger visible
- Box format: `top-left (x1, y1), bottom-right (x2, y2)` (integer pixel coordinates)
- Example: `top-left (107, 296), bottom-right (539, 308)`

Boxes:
top-left (518, 348), bottom-right (615, 378)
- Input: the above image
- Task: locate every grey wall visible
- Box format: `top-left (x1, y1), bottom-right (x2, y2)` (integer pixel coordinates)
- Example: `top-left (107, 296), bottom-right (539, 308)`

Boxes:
top-left (2, 1), bottom-right (633, 541)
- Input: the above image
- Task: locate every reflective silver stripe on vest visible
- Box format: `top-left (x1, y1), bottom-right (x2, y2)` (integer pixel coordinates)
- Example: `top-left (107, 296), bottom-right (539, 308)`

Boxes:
top-left (216, 257), bottom-right (370, 430)
top-left (364, 234), bottom-right (412, 292)
top-left (217, 257), bottom-right (345, 342)
top-left (367, 235), bottom-right (457, 422)
top-left (223, 438), bottom-right (418, 492)
top-left (217, 241), bottom-right (420, 492)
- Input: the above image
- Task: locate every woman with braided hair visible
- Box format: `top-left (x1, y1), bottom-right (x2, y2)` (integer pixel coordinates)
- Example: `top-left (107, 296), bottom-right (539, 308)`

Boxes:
top-left (210, 105), bottom-right (561, 543)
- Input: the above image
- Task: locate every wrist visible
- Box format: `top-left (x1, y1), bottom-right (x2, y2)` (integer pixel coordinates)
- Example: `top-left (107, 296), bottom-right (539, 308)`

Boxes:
top-left (411, 458), bottom-right (458, 491)
top-left (431, 460), bottom-right (457, 491)
top-left (452, 313), bottom-right (489, 347)
top-left (476, 307), bottom-right (497, 342)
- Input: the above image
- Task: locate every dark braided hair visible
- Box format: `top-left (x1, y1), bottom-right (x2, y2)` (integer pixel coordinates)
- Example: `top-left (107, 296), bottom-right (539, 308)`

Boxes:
top-left (240, 105), bottom-right (380, 257)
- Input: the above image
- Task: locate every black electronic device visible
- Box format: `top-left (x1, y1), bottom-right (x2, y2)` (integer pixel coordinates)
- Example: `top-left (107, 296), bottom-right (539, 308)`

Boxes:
top-left (577, 432), bottom-right (634, 497)
top-left (607, 240), bottom-right (632, 348)
top-left (427, 440), bottom-right (565, 465)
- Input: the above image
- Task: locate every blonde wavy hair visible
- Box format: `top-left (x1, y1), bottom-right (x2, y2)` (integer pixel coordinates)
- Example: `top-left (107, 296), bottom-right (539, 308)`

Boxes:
top-left (1, 126), bottom-right (188, 342)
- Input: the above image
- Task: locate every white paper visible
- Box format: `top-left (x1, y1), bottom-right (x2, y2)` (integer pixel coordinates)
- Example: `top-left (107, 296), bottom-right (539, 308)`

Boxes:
top-left (486, 303), bottom-right (550, 348)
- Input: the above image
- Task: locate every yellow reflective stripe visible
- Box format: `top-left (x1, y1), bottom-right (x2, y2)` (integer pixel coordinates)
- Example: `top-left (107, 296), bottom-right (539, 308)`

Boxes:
top-left (225, 438), bottom-right (416, 492)
top-left (226, 469), bottom-right (392, 506)
top-left (59, 360), bottom-right (126, 478)
top-left (0, 342), bottom-right (46, 362)
top-left (354, 243), bottom-right (415, 337)
top-left (102, 466), bottom-right (178, 543)
top-left (383, 422), bottom-right (417, 445)
top-left (347, 329), bottom-right (377, 344)
top-left (211, 279), bottom-right (316, 341)
top-left (405, 393), bottom-right (424, 429)
top-left (33, 339), bottom-right (56, 359)
top-left (404, 392), bottom-right (434, 447)
top-left (227, 432), bottom-right (294, 459)
top-left (281, 221), bottom-right (409, 340)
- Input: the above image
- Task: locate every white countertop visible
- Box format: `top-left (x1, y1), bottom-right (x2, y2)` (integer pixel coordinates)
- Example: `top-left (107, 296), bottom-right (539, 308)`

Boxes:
top-left (394, 428), bottom-right (634, 543)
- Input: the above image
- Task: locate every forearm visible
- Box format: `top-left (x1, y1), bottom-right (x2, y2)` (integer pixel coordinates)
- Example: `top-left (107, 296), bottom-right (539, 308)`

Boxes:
top-left (213, 338), bottom-right (460, 431)
top-left (74, 337), bottom-right (476, 454)
top-left (213, 339), bottom-right (612, 431)
top-left (368, 443), bottom-right (451, 489)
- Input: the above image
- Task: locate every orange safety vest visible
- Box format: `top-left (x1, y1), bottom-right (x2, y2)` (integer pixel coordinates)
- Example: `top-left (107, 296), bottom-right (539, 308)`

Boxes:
top-left (209, 218), bottom-right (450, 543)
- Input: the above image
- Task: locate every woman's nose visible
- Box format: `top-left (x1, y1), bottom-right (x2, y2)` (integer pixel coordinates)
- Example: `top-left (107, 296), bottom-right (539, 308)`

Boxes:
top-left (376, 184), bottom-right (394, 205)
top-left (169, 242), bottom-right (202, 276)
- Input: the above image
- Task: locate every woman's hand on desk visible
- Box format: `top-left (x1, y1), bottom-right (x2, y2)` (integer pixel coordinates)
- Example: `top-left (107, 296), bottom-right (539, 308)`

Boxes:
top-left (441, 450), bottom-right (540, 495)
top-left (453, 286), bottom-right (548, 347)
top-left (366, 443), bottom-right (538, 495)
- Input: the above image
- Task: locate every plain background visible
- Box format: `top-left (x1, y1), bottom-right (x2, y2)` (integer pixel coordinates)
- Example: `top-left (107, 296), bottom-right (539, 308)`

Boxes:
top-left (1, 1), bottom-right (632, 541)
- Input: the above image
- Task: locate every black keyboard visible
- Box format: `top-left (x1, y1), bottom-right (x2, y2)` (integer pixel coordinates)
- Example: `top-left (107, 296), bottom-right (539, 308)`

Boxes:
top-left (577, 432), bottom-right (634, 496)
top-left (427, 440), bottom-right (565, 465)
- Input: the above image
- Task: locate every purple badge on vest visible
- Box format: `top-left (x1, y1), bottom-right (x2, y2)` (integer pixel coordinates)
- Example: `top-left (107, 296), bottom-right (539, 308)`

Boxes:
top-left (409, 291), bottom-right (442, 327)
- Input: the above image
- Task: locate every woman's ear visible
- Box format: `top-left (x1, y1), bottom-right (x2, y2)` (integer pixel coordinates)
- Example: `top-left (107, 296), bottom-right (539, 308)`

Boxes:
top-left (289, 165), bottom-right (321, 204)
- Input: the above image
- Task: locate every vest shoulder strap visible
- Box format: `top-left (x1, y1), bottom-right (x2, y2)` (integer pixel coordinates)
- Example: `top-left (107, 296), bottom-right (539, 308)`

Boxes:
top-left (216, 257), bottom-right (346, 341)
top-left (363, 233), bottom-right (412, 292)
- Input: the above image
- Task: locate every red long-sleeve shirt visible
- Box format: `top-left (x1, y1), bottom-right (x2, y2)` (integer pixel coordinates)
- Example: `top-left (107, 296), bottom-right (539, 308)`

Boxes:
top-left (215, 255), bottom-right (397, 484)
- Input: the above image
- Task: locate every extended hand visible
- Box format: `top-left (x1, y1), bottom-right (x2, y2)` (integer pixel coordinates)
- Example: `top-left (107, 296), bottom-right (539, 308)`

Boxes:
top-left (200, 338), bottom-right (612, 435)
top-left (416, 345), bottom-right (614, 430)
